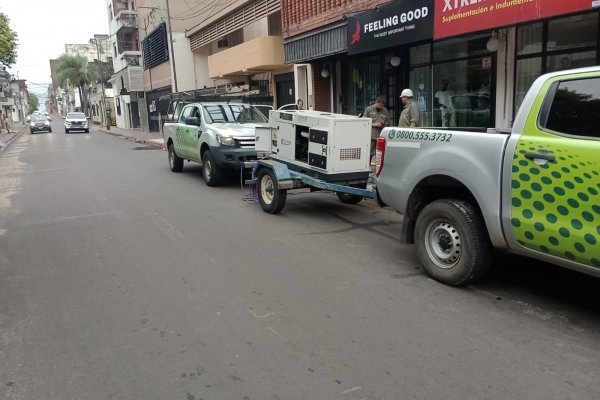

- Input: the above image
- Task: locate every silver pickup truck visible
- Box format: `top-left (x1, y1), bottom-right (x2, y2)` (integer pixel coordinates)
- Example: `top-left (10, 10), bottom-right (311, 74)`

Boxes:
top-left (375, 66), bottom-right (600, 286)
top-left (163, 101), bottom-right (268, 186)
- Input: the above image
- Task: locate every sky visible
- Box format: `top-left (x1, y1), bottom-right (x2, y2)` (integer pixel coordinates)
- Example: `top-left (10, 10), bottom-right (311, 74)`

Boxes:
top-left (0, 0), bottom-right (109, 105)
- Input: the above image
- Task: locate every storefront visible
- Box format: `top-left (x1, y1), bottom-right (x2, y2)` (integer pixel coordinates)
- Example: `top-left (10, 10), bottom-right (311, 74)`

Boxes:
top-left (433, 0), bottom-right (600, 127)
top-left (342, 0), bottom-right (496, 128)
top-left (340, 0), bottom-right (599, 128)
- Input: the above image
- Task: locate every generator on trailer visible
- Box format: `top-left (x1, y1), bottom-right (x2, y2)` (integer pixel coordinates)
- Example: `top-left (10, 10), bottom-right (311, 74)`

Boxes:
top-left (248, 109), bottom-right (376, 213)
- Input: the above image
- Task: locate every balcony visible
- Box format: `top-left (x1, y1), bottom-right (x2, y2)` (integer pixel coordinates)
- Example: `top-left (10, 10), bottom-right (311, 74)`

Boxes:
top-left (116, 10), bottom-right (137, 32)
top-left (123, 53), bottom-right (141, 67)
top-left (208, 36), bottom-right (285, 79)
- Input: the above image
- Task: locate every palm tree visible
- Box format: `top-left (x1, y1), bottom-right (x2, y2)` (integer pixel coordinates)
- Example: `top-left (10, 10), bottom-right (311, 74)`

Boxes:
top-left (56, 54), bottom-right (98, 115)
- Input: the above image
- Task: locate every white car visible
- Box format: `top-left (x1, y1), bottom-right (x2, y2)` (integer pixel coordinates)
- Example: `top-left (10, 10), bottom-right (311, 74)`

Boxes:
top-left (64, 112), bottom-right (89, 133)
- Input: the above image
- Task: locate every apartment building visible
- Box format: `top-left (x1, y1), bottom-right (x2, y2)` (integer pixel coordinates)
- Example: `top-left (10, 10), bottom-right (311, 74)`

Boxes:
top-left (137, 0), bottom-right (286, 132)
top-left (0, 70), bottom-right (29, 125)
top-left (106, 0), bottom-right (145, 130)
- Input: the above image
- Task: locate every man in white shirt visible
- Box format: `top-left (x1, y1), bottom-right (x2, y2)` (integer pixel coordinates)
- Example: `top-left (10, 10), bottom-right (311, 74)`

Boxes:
top-left (435, 79), bottom-right (455, 127)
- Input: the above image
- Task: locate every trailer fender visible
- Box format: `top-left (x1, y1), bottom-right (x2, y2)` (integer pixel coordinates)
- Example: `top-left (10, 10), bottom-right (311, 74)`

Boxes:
top-left (255, 161), bottom-right (294, 190)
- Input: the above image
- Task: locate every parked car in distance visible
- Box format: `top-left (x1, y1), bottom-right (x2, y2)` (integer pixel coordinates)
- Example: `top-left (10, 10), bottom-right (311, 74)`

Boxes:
top-left (30, 114), bottom-right (52, 134)
top-left (64, 112), bottom-right (89, 133)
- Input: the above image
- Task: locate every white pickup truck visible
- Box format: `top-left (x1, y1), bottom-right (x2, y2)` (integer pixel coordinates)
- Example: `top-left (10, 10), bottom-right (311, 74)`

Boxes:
top-left (162, 100), bottom-right (268, 186)
top-left (375, 67), bottom-right (600, 286)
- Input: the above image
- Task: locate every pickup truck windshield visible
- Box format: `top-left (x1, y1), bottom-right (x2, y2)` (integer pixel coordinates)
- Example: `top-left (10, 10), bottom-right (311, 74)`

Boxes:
top-left (203, 105), bottom-right (267, 124)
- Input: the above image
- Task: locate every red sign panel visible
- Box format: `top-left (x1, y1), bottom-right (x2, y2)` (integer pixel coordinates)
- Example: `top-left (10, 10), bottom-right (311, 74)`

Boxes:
top-left (434, 0), bottom-right (597, 39)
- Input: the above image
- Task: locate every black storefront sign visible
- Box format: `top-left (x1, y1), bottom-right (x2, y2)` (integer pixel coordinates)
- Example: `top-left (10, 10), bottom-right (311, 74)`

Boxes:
top-left (347, 0), bottom-right (434, 56)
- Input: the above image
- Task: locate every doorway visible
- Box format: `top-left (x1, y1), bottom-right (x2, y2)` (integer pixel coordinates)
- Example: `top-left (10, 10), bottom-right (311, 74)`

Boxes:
top-left (275, 72), bottom-right (295, 109)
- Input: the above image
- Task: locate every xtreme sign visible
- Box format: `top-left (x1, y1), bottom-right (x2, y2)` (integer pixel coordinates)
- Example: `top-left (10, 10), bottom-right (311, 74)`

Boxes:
top-left (347, 0), bottom-right (597, 50)
top-left (434, 0), bottom-right (596, 39)
top-left (347, 0), bottom-right (434, 56)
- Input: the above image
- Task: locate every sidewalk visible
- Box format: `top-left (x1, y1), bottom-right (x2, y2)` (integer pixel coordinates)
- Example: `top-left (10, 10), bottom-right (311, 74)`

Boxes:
top-left (0, 124), bottom-right (27, 153)
top-left (95, 124), bottom-right (165, 150)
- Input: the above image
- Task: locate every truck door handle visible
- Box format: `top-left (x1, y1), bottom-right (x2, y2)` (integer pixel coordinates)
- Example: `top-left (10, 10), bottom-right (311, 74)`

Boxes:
top-left (525, 152), bottom-right (555, 162)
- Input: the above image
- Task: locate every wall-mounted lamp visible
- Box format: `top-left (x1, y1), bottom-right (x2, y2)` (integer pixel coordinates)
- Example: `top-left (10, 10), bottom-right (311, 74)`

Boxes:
top-left (486, 32), bottom-right (500, 52)
top-left (390, 56), bottom-right (401, 67)
top-left (320, 63), bottom-right (330, 78)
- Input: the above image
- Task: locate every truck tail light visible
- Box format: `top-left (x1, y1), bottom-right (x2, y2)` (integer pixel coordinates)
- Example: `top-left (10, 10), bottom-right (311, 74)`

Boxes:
top-left (375, 137), bottom-right (386, 177)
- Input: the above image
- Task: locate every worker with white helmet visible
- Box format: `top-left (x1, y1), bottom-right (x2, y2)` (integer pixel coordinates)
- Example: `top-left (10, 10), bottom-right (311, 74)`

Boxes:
top-left (399, 88), bottom-right (420, 128)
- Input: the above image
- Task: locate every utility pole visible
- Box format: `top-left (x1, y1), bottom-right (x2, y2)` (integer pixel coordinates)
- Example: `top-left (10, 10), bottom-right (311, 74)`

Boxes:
top-left (92, 38), bottom-right (111, 130)
top-left (165, 0), bottom-right (178, 93)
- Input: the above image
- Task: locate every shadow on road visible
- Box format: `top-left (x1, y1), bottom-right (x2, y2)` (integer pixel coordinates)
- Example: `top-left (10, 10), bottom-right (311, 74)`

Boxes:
top-left (476, 252), bottom-right (600, 320)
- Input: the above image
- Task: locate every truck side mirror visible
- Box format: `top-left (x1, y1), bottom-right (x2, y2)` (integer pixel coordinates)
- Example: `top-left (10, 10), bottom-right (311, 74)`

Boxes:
top-left (185, 116), bottom-right (199, 126)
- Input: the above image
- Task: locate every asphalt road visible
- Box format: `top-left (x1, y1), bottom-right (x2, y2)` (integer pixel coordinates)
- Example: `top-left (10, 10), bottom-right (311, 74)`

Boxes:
top-left (1, 119), bottom-right (599, 400)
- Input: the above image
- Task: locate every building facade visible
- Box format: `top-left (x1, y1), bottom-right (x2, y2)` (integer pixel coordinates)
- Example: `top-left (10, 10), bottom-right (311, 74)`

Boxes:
top-left (282, 0), bottom-right (600, 129)
top-left (136, 0), bottom-right (285, 132)
top-left (107, 0), bottom-right (145, 130)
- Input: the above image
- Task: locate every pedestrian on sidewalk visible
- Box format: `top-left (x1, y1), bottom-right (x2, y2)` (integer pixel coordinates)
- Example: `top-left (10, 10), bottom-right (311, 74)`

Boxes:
top-left (0, 112), bottom-right (6, 134)
top-left (3, 113), bottom-right (10, 133)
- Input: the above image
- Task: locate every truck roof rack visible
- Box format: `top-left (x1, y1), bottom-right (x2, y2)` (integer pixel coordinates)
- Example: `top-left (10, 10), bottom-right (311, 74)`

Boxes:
top-left (158, 91), bottom-right (273, 105)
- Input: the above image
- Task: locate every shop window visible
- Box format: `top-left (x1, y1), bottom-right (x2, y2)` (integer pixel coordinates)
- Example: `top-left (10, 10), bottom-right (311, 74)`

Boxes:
top-left (409, 66), bottom-right (432, 127)
top-left (546, 51), bottom-right (596, 72)
top-left (544, 78), bottom-right (600, 138)
top-left (433, 34), bottom-right (490, 62)
top-left (341, 55), bottom-right (381, 117)
top-left (515, 12), bottom-right (599, 115)
top-left (515, 57), bottom-right (542, 111)
top-left (410, 44), bottom-right (430, 65)
top-left (547, 14), bottom-right (598, 52)
top-left (517, 23), bottom-right (542, 55)
top-left (430, 56), bottom-right (493, 128)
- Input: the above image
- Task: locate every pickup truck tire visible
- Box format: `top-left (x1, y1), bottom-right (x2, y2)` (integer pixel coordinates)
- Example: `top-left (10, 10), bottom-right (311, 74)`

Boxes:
top-left (415, 199), bottom-right (492, 286)
top-left (202, 151), bottom-right (224, 187)
top-left (258, 168), bottom-right (287, 214)
top-left (168, 144), bottom-right (184, 172)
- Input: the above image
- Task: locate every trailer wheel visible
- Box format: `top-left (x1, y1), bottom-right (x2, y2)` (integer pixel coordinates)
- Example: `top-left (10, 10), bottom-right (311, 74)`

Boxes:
top-left (336, 192), bottom-right (363, 204)
top-left (168, 144), bottom-right (184, 172)
top-left (414, 199), bottom-right (492, 286)
top-left (258, 168), bottom-right (287, 214)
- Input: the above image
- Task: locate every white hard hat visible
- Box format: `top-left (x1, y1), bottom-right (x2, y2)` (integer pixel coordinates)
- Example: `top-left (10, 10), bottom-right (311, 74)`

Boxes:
top-left (401, 89), bottom-right (413, 98)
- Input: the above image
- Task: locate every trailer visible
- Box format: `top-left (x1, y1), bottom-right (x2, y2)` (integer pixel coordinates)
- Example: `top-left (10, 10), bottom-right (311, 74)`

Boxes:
top-left (247, 109), bottom-right (375, 214)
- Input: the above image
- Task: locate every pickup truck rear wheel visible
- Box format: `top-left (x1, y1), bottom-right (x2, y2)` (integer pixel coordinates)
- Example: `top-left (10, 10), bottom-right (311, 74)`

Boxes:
top-left (258, 168), bottom-right (287, 214)
top-left (414, 199), bottom-right (492, 286)
top-left (168, 144), bottom-right (184, 172)
top-left (202, 151), bottom-right (223, 186)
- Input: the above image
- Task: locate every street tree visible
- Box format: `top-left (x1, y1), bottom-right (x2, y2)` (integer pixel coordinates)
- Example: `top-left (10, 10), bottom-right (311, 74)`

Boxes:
top-left (0, 13), bottom-right (18, 67)
top-left (56, 54), bottom-right (98, 114)
top-left (28, 93), bottom-right (39, 112)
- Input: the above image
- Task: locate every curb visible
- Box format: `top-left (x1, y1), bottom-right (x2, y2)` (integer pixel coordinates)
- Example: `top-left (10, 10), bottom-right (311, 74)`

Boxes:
top-left (0, 126), bottom-right (27, 154)
top-left (97, 128), bottom-right (165, 150)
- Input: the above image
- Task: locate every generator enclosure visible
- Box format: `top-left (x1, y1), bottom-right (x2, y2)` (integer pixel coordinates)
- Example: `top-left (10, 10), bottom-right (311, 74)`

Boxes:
top-left (255, 110), bottom-right (372, 181)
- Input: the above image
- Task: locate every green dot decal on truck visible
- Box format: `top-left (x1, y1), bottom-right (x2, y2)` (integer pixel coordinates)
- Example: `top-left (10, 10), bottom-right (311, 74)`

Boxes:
top-left (509, 71), bottom-right (600, 269)
top-left (511, 140), bottom-right (600, 267)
